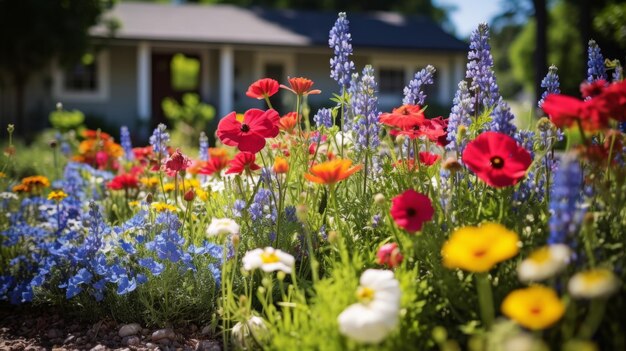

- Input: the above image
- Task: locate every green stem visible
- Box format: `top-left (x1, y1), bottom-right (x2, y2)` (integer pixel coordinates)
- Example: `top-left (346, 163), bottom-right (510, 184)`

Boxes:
top-left (475, 273), bottom-right (495, 330)
top-left (578, 299), bottom-right (607, 339)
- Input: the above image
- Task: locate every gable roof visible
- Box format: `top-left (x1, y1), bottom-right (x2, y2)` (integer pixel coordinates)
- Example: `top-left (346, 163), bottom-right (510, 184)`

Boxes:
top-left (92, 2), bottom-right (467, 52)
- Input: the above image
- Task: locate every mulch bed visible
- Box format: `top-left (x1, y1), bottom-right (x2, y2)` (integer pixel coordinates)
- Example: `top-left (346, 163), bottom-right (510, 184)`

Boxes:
top-left (0, 306), bottom-right (221, 351)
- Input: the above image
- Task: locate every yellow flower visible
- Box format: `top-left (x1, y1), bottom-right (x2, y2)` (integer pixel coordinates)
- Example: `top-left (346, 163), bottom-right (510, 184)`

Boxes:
top-left (21, 175), bottom-right (50, 188)
top-left (184, 178), bottom-right (200, 189)
top-left (501, 285), bottom-right (565, 330)
top-left (162, 183), bottom-right (175, 192)
top-left (568, 268), bottom-right (619, 299)
top-left (442, 222), bottom-right (519, 272)
top-left (47, 190), bottom-right (68, 201)
top-left (128, 201), bottom-right (140, 207)
top-left (196, 188), bottom-right (208, 201)
top-left (140, 177), bottom-right (159, 188)
top-left (0, 171), bottom-right (6, 178)
top-left (151, 202), bottom-right (177, 212)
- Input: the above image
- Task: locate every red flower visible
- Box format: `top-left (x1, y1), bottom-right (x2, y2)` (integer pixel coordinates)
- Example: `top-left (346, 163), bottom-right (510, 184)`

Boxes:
top-left (580, 79), bottom-right (608, 99)
top-left (107, 173), bottom-right (139, 190)
top-left (390, 189), bottom-right (434, 233)
top-left (376, 243), bottom-right (403, 268)
top-left (217, 109), bottom-right (280, 153)
top-left (246, 78), bottom-right (279, 100)
top-left (542, 94), bottom-right (609, 131)
top-left (163, 149), bottom-right (192, 174)
top-left (281, 77), bottom-right (321, 96)
top-left (379, 105), bottom-right (425, 129)
top-left (225, 152), bottom-right (261, 175)
top-left (462, 131), bottom-right (532, 188)
top-left (595, 80), bottom-right (626, 122)
top-left (419, 152), bottom-right (441, 166)
top-left (198, 157), bottom-right (230, 176)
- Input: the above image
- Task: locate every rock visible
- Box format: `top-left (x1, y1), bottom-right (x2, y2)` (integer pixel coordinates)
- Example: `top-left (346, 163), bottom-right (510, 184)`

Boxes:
top-left (141, 328), bottom-right (150, 336)
top-left (145, 342), bottom-right (158, 349)
top-left (189, 324), bottom-right (198, 333)
top-left (151, 328), bottom-right (176, 341)
top-left (89, 344), bottom-right (107, 351)
top-left (200, 326), bottom-right (212, 336)
top-left (196, 340), bottom-right (221, 351)
top-left (64, 334), bottom-right (76, 344)
top-left (118, 323), bottom-right (142, 338)
top-left (46, 328), bottom-right (63, 339)
top-left (156, 337), bottom-right (172, 345)
top-left (122, 335), bottom-right (141, 347)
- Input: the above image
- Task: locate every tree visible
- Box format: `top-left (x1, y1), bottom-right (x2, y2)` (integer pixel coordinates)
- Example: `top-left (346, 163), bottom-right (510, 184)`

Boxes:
top-left (0, 0), bottom-right (108, 134)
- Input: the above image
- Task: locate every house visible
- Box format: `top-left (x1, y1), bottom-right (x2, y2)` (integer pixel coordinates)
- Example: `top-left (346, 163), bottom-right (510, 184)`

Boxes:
top-left (2, 2), bottom-right (468, 136)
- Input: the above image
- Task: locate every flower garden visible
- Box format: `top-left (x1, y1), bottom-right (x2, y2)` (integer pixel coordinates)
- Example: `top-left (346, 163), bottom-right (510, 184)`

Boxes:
top-left (1, 12), bottom-right (625, 351)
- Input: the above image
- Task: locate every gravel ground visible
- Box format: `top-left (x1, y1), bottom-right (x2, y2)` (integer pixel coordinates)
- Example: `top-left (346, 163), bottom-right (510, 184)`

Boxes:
top-left (0, 306), bottom-right (221, 351)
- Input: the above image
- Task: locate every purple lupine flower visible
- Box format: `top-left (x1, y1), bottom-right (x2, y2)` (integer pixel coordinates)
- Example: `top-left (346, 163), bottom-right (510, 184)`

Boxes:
top-left (149, 123), bottom-right (170, 156)
top-left (490, 98), bottom-right (517, 136)
top-left (120, 126), bottom-right (134, 161)
top-left (403, 65), bottom-right (436, 106)
top-left (199, 131), bottom-right (209, 161)
top-left (446, 81), bottom-right (474, 152)
top-left (232, 199), bottom-right (246, 218)
top-left (466, 23), bottom-right (501, 110)
top-left (538, 65), bottom-right (560, 109)
top-left (314, 108), bottom-right (333, 128)
top-left (613, 63), bottom-right (623, 82)
top-left (512, 130), bottom-right (537, 202)
top-left (249, 188), bottom-right (273, 221)
top-left (587, 39), bottom-right (607, 83)
top-left (351, 65), bottom-right (380, 154)
top-left (329, 12), bottom-right (355, 90)
top-left (548, 154), bottom-right (586, 246)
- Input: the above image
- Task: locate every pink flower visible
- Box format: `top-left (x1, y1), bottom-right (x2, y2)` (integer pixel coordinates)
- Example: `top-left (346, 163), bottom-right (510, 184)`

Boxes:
top-left (376, 243), bottom-right (403, 268)
top-left (163, 149), bottom-right (192, 176)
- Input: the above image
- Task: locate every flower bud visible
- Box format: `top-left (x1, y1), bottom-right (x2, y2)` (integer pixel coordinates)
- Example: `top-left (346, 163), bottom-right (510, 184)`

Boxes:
top-left (145, 193), bottom-right (154, 204)
top-left (296, 204), bottom-right (308, 222)
top-left (231, 316), bottom-right (270, 350)
top-left (231, 233), bottom-right (240, 249)
top-left (376, 243), bottom-right (403, 268)
top-left (184, 188), bottom-right (195, 202)
top-left (56, 102), bottom-right (63, 111)
top-left (49, 140), bottom-right (58, 149)
top-left (373, 193), bottom-right (385, 205)
top-left (442, 157), bottom-right (462, 173)
top-left (328, 230), bottom-right (338, 244)
top-left (277, 271), bottom-right (286, 281)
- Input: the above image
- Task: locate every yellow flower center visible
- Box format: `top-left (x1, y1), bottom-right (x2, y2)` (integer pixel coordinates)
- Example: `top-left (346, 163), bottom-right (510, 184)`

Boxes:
top-left (261, 252), bottom-right (280, 264)
top-left (356, 286), bottom-right (375, 304)
top-left (529, 247), bottom-right (551, 264)
top-left (580, 270), bottom-right (611, 285)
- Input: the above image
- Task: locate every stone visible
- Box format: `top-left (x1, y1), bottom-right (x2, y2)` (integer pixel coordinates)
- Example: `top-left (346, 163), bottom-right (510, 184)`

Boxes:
top-left (64, 334), bottom-right (76, 344)
top-left (89, 344), bottom-right (107, 351)
top-left (200, 325), bottom-right (212, 336)
top-left (196, 340), bottom-right (221, 351)
top-left (122, 335), bottom-right (141, 346)
top-left (151, 328), bottom-right (176, 341)
top-left (145, 342), bottom-right (158, 349)
top-left (156, 337), bottom-right (172, 345)
top-left (46, 328), bottom-right (63, 339)
top-left (118, 323), bottom-right (142, 338)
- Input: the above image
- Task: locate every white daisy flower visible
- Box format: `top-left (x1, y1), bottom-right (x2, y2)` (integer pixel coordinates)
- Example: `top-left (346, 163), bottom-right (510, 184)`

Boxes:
top-left (206, 218), bottom-right (240, 238)
top-left (231, 315), bottom-right (270, 350)
top-left (337, 269), bottom-right (401, 344)
top-left (568, 268), bottom-right (620, 299)
top-left (517, 244), bottom-right (571, 282)
top-left (242, 247), bottom-right (295, 274)
top-left (0, 192), bottom-right (18, 200)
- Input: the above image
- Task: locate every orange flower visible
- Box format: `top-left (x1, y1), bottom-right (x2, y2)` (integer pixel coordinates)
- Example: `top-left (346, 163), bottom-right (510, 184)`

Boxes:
top-left (278, 112), bottom-right (299, 133)
top-left (281, 77), bottom-right (321, 96)
top-left (21, 176), bottom-right (50, 188)
top-left (273, 156), bottom-right (289, 174)
top-left (209, 147), bottom-right (229, 160)
top-left (304, 159), bottom-right (362, 185)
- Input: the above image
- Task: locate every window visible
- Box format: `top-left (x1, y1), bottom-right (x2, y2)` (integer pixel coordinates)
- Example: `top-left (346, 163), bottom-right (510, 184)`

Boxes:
top-left (378, 67), bottom-right (406, 94)
top-left (53, 51), bottom-right (109, 102)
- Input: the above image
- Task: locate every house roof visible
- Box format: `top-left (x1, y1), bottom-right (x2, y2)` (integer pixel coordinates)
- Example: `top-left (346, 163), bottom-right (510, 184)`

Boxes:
top-left (92, 2), bottom-right (467, 52)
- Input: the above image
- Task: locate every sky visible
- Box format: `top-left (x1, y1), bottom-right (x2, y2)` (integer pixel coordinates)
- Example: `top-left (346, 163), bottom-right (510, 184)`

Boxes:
top-left (434, 0), bottom-right (503, 38)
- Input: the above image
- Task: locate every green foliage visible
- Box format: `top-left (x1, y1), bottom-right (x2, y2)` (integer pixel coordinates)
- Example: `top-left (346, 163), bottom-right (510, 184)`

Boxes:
top-left (161, 93), bottom-right (216, 147)
top-left (49, 109), bottom-right (85, 133)
top-left (593, 3), bottom-right (626, 51)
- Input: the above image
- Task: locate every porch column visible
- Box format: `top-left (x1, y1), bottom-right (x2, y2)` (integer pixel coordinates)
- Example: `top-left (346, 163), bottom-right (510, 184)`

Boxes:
top-left (200, 48), bottom-right (211, 102)
top-left (219, 45), bottom-right (234, 118)
top-left (453, 54), bottom-right (465, 88)
top-left (137, 41), bottom-right (151, 121)
top-left (438, 59), bottom-right (452, 104)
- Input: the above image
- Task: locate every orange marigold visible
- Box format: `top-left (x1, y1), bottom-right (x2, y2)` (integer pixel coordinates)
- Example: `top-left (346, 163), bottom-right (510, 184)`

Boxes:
top-left (304, 159), bottom-right (362, 185)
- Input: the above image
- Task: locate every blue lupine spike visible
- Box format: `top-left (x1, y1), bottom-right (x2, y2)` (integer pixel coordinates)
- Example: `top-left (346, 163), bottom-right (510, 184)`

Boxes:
top-left (538, 65), bottom-right (561, 108)
top-left (329, 12), bottom-right (355, 91)
top-left (466, 23), bottom-right (501, 110)
top-left (403, 65), bottom-right (436, 106)
top-left (587, 39), bottom-right (607, 83)
top-left (120, 126), bottom-right (134, 161)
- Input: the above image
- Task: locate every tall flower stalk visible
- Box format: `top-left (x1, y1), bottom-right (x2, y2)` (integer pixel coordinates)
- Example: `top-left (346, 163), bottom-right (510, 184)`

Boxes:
top-left (466, 23), bottom-right (501, 112)
top-left (403, 65), bottom-right (436, 106)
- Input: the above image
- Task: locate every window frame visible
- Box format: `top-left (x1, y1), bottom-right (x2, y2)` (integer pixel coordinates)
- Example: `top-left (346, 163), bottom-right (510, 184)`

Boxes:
top-left (53, 50), bottom-right (110, 103)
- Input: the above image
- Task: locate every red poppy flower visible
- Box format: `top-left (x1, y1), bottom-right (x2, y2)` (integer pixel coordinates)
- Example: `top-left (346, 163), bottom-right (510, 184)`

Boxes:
top-left (198, 157), bottom-right (230, 176)
top-left (542, 94), bottom-right (610, 131)
top-left (596, 80), bottom-right (626, 122)
top-left (462, 131), bottom-right (532, 188)
top-left (390, 189), bottom-right (434, 233)
top-left (281, 77), bottom-right (321, 96)
top-left (107, 173), bottom-right (139, 190)
top-left (379, 105), bottom-right (425, 129)
top-left (163, 149), bottom-right (192, 174)
top-left (225, 152), bottom-right (261, 175)
top-left (246, 78), bottom-right (279, 100)
top-left (419, 152), bottom-right (441, 166)
top-left (278, 112), bottom-right (299, 133)
top-left (217, 109), bottom-right (280, 153)
top-left (580, 79), bottom-right (608, 99)
top-left (376, 243), bottom-right (403, 268)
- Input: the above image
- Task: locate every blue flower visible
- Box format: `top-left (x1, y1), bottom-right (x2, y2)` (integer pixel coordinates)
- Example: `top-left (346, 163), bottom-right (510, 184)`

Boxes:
top-left (120, 126), bottom-right (134, 161)
top-left (466, 23), bottom-right (501, 110)
top-left (139, 257), bottom-right (165, 275)
top-left (209, 263), bottom-right (221, 286)
top-left (587, 39), bottom-right (607, 83)
top-left (351, 65), bottom-right (380, 155)
top-left (329, 12), bottom-right (355, 90)
top-left (65, 268), bottom-right (93, 299)
top-left (538, 65), bottom-right (560, 109)
top-left (489, 98), bottom-right (517, 137)
top-left (446, 81), bottom-right (474, 152)
top-left (117, 275), bottom-right (137, 295)
top-left (403, 65), bottom-right (436, 106)
top-left (314, 108), bottom-right (333, 129)
top-left (199, 131), bottom-right (209, 161)
top-left (149, 123), bottom-right (170, 156)
top-left (548, 154), bottom-right (586, 246)
top-left (232, 199), bottom-right (246, 218)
